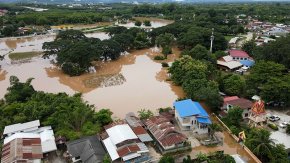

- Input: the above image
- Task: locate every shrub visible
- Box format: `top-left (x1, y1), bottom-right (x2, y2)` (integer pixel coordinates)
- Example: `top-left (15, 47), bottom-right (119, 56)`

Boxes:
top-left (268, 123), bottom-right (278, 131)
top-left (229, 125), bottom-right (240, 136)
top-left (161, 62), bottom-right (169, 67)
top-left (143, 20), bottom-right (151, 26)
top-left (134, 20), bottom-right (142, 26)
top-left (154, 55), bottom-right (166, 60)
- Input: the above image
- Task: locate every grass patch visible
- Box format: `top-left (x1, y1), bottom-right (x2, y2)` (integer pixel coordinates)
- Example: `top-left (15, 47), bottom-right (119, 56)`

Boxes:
top-left (9, 52), bottom-right (42, 60)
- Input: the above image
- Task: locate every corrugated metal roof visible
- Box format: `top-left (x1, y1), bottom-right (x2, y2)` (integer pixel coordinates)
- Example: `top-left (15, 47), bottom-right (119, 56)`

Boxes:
top-left (225, 98), bottom-right (253, 109)
top-left (240, 60), bottom-right (255, 67)
top-left (66, 136), bottom-right (106, 163)
top-left (144, 116), bottom-right (187, 149)
top-left (122, 153), bottom-right (141, 161)
top-left (3, 120), bottom-right (40, 135)
top-left (174, 99), bottom-right (209, 117)
top-left (106, 124), bottom-right (138, 145)
top-left (229, 50), bottom-right (250, 58)
top-left (217, 60), bottom-right (243, 70)
top-left (174, 99), bottom-right (200, 117)
top-left (137, 134), bottom-right (153, 142)
top-left (1, 137), bottom-right (43, 163)
top-left (103, 138), bottom-right (119, 161)
top-left (222, 55), bottom-right (234, 62)
top-left (196, 117), bottom-right (212, 124)
top-left (39, 129), bottom-right (57, 153)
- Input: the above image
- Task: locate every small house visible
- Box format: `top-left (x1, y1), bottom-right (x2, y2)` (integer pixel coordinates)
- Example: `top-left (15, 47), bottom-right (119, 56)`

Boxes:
top-left (221, 96), bottom-right (253, 119)
top-left (229, 50), bottom-right (250, 61)
top-left (217, 55), bottom-right (243, 71)
top-left (144, 116), bottom-right (188, 152)
top-left (1, 120), bottom-right (57, 163)
top-left (125, 113), bottom-right (153, 142)
top-left (101, 121), bottom-right (150, 163)
top-left (66, 136), bottom-right (106, 163)
top-left (174, 99), bottom-right (212, 134)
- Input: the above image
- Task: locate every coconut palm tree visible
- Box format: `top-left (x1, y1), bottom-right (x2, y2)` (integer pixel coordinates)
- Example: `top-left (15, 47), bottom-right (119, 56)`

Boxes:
top-left (246, 129), bottom-right (276, 161)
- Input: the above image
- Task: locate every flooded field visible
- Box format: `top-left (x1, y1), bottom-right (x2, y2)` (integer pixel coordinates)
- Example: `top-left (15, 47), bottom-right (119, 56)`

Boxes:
top-left (116, 17), bottom-right (174, 28)
top-left (0, 34), bottom-right (184, 117)
top-left (0, 32), bottom-right (110, 54)
top-left (0, 19), bottom-right (257, 162)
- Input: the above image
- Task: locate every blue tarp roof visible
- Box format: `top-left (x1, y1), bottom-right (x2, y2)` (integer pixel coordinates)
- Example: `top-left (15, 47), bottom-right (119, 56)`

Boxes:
top-left (240, 60), bottom-right (255, 67)
top-left (174, 99), bottom-right (209, 118)
top-left (197, 117), bottom-right (212, 124)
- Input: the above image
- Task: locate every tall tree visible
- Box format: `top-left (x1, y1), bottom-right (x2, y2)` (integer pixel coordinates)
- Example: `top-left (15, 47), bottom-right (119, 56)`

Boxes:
top-left (242, 40), bottom-right (256, 56)
top-left (223, 74), bottom-right (246, 95)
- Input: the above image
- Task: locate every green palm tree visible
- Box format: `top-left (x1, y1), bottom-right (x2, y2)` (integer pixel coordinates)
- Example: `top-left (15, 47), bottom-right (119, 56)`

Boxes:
top-left (246, 129), bottom-right (276, 161)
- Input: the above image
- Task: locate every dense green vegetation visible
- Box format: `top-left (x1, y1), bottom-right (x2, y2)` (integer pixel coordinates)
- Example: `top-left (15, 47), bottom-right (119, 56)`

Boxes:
top-left (245, 61), bottom-right (290, 105)
top-left (43, 28), bottom-right (151, 76)
top-left (253, 34), bottom-right (290, 69)
top-left (0, 76), bottom-right (113, 140)
top-left (169, 55), bottom-right (222, 111)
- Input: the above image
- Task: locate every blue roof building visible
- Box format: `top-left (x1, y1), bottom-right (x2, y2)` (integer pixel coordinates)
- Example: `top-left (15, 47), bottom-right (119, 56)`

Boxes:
top-left (174, 99), bottom-right (212, 135)
top-left (239, 60), bottom-right (255, 67)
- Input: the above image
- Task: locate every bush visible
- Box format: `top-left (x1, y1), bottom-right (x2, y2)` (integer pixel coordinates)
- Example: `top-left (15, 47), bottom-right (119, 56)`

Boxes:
top-left (161, 62), bottom-right (169, 67)
top-left (154, 55), bottom-right (166, 60)
top-left (268, 123), bottom-right (278, 131)
top-left (143, 20), bottom-right (151, 26)
top-left (135, 20), bottom-right (142, 26)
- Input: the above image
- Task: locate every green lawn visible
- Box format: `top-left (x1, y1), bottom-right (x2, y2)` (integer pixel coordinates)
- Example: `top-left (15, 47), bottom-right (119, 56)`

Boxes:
top-left (9, 52), bottom-right (42, 60)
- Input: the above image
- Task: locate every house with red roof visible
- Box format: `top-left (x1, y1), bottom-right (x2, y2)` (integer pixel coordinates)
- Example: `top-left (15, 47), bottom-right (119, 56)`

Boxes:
top-left (221, 96), bottom-right (253, 119)
top-left (229, 50), bottom-right (250, 61)
top-left (125, 112), bottom-right (153, 142)
top-left (100, 121), bottom-right (150, 162)
top-left (144, 116), bottom-right (188, 153)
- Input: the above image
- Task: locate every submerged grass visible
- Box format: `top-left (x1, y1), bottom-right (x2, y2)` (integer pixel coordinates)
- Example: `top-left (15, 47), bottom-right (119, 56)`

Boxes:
top-left (9, 52), bottom-right (42, 60)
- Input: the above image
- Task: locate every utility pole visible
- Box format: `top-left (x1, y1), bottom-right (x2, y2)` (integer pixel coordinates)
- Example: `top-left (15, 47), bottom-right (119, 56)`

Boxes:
top-left (210, 28), bottom-right (214, 53)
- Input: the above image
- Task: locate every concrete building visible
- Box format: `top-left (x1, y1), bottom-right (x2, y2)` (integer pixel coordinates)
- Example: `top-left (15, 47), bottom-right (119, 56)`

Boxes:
top-left (174, 99), bottom-right (212, 134)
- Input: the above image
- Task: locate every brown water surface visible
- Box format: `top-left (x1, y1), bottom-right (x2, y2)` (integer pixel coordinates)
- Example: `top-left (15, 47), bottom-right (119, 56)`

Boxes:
top-left (0, 46), bottom-right (184, 117)
top-left (117, 17), bottom-right (174, 29)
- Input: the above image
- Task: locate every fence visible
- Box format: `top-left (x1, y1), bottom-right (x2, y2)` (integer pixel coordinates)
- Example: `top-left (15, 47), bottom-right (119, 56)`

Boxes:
top-left (213, 113), bottom-right (262, 163)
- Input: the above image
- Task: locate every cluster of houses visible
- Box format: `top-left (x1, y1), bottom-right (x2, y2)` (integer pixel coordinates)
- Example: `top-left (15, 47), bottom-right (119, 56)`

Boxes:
top-left (247, 19), bottom-right (289, 46)
top-left (217, 49), bottom-right (255, 72)
top-left (1, 120), bottom-right (57, 163)
top-left (0, 9), bottom-right (8, 16)
top-left (1, 99), bottom-right (215, 163)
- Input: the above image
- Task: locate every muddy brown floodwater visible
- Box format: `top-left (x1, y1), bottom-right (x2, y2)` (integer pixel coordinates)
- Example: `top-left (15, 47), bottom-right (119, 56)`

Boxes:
top-left (0, 37), bottom-right (185, 118)
top-left (116, 17), bottom-right (174, 29)
top-left (0, 21), bottom-right (257, 162)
